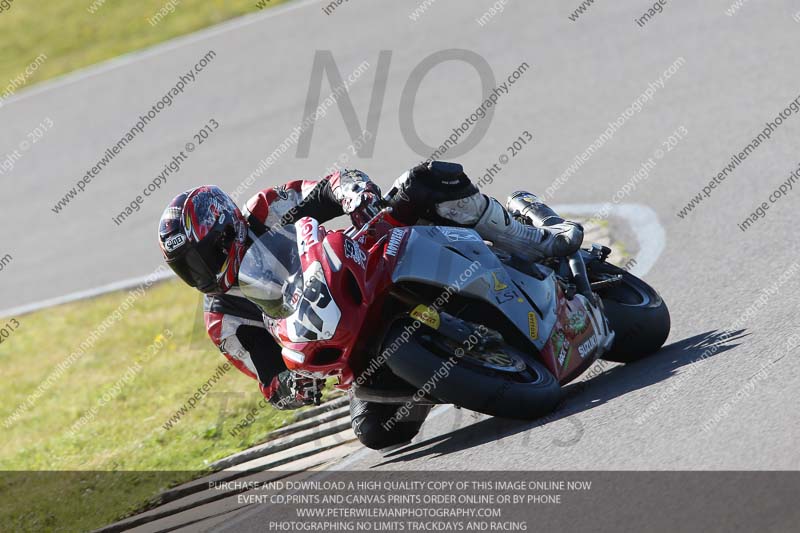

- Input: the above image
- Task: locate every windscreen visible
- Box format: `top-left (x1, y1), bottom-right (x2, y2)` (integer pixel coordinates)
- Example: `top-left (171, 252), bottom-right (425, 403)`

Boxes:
top-left (239, 225), bottom-right (304, 319)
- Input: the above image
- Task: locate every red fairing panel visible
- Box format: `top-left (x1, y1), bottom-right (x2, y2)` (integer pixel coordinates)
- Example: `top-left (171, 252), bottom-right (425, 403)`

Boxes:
top-left (539, 286), bottom-right (598, 383)
top-left (270, 217), bottom-right (398, 388)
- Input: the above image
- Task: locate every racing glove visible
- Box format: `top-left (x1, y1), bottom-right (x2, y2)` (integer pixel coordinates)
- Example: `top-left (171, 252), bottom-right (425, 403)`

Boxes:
top-left (330, 169), bottom-right (383, 228)
top-left (387, 161), bottom-right (479, 224)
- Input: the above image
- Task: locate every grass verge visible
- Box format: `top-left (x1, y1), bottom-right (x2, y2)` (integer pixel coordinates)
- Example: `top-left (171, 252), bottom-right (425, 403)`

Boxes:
top-left (0, 0), bottom-right (287, 96)
top-left (0, 277), bottom-right (309, 532)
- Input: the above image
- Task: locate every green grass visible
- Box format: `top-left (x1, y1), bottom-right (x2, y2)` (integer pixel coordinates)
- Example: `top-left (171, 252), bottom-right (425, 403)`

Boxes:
top-left (0, 278), bottom-right (303, 531)
top-left (0, 0), bottom-right (287, 92)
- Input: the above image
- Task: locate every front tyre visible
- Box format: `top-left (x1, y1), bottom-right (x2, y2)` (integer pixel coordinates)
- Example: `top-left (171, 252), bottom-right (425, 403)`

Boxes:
top-left (588, 261), bottom-right (671, 363)
top-left (384, 320), bottom-right (561, 420)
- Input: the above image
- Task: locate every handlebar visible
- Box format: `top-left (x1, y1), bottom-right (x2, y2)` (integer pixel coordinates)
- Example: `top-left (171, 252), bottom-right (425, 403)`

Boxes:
top-left (344, 206), bottom-right (395, 240)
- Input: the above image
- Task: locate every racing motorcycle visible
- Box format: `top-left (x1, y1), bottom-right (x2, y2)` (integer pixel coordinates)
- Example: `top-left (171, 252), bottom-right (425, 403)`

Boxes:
top-left (239, 195), bottom-right (670, 419)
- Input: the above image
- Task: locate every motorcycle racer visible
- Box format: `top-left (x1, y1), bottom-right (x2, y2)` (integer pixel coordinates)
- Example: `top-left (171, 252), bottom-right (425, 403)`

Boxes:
top-left (157, 161), bottom-right (583, 448)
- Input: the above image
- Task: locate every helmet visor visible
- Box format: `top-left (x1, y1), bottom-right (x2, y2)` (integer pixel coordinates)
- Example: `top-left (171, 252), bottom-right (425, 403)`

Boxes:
top-left (167, 245), bottom-right (222, 294)
top-left (239, 225), bottom-right (304, 319)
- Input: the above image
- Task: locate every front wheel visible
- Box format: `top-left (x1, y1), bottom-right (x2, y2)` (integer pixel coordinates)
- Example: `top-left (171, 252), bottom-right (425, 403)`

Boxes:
top-left (587, 260), bottom-right (671, 363)
top-left (384, 320), bottom-right (561, 420)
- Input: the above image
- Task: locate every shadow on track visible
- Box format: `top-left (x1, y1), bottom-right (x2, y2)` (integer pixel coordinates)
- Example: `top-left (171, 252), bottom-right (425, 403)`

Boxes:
top-left (371, 328), bottom-right (747, 467)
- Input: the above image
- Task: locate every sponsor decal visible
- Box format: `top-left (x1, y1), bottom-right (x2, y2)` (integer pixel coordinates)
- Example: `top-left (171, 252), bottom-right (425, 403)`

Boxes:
top-left (566, 308), bottom-right (589, 335)
top-left (287, 262), bottom-right (340, 342)
top-left (290, 286), bottom-right (302, 306)
top-left (557, 342), bottom-right (569, 368)
top-left (551, 330), bottom-right (570, 368)
top-left (386, 229), bottom-right (404, 257)
top-left (491, 271), bottom-right (508, 291)
top-left (439, 227), bottom-right (481, 242)
top-left (297, 217), bottom-right (319, 255)
top-left (578, 336), bottom-right (598, 359)
top-left (344, 239), bottom-right (367, 268)
top-left (410, 304), bottom-right (440, 330)
top-left (527, 312), bottom-right (538, 340)
top-left (495, 289), bottom-right (523, 305)
top-left (275, 185), bottom-right (290, 200)
top-left (164, 233), bottom-right (186, 252)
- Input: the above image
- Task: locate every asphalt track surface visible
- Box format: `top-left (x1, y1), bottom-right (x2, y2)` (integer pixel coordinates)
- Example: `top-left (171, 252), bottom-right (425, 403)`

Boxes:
top-left (3, 0), bottom-right (800, 515)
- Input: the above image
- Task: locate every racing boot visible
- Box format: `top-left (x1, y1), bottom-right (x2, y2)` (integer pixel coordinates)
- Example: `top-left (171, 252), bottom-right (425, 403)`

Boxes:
top-left (435, 191), bottom-right (584, 263)
top-left (390, 161), bottom-right (582, 262)
top-left (505, 191), bottom-right (584, 255)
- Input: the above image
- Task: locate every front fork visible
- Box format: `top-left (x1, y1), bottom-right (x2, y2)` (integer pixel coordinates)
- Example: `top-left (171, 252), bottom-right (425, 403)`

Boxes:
top-left (566, 247), bottom-right (615, 359)
top-left (568, 251), bottom-right (594, 303)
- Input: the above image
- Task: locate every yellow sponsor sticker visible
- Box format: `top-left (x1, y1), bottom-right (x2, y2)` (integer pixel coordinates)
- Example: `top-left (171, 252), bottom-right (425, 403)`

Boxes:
top-left (410, 304), bottom-right (440, 330)
top-left (491, 271), bottom-right (508, 291)
top-left (527, 312), bottom-right (539, 339)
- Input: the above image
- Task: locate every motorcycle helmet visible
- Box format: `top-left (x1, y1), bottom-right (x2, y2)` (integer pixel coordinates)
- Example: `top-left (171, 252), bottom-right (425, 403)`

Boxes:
top-left (158, 185), bottom-right (248, 294)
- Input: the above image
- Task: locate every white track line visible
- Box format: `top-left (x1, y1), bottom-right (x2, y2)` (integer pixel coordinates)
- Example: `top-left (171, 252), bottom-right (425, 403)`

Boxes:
top-left (0, 268), bottom-right (174, 318)
top-left (553, 202), bottom-right (666, 277)
top-left (0, 0), bottom-right (323, 108)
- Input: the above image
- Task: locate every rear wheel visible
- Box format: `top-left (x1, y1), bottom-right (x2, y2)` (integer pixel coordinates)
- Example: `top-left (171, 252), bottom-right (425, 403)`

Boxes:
top-left (384, 320), bottom-right (561, 420)
top-left (588, 261), bottom-right (670, 362)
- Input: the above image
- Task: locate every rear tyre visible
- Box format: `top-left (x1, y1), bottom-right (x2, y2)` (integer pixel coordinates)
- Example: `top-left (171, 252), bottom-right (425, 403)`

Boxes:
top-left (384, 320), bottom-right (561, 420)
top-left (588, 261), bottom-right (670, 363)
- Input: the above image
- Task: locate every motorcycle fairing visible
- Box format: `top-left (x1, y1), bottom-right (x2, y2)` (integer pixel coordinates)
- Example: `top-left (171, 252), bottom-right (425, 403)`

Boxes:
top-left (390, 226), bottom-right (558, 345)
top-left (390, 226), bottom-right (600, 381)
top-left (539, 290), bottom-right (602, 381)
top-left (268, 221), bottom-right (395, 384)
top-left (282, 261), bottom-right (342, 343)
